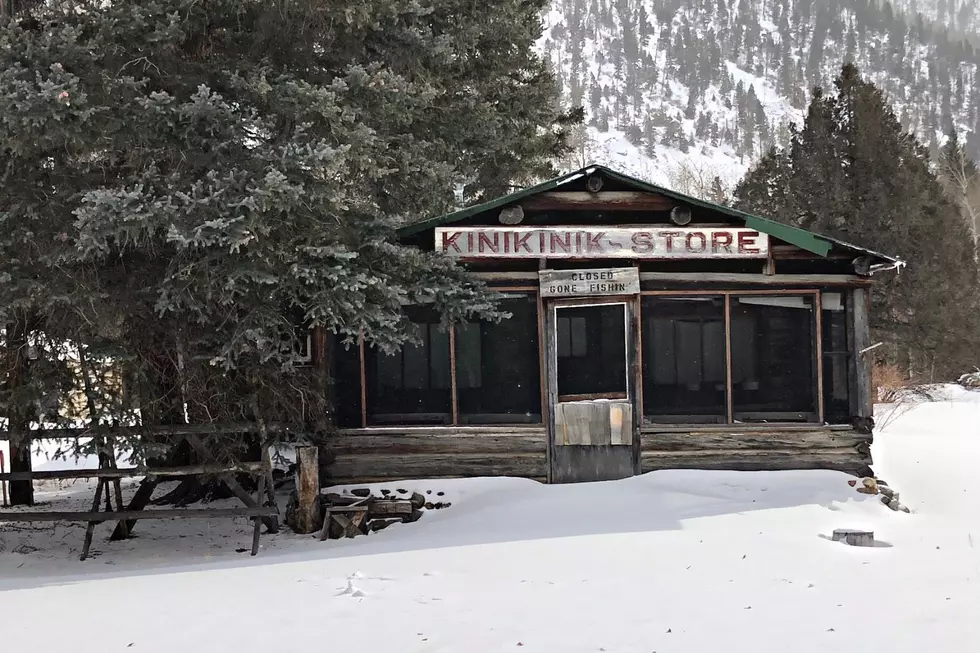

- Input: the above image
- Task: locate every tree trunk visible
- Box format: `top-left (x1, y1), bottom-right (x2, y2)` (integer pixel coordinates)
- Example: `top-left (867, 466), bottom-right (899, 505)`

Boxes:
top-left (4, 315), bottom-right (33, 506)
top-left (7, 439), bottom-right (33, 506)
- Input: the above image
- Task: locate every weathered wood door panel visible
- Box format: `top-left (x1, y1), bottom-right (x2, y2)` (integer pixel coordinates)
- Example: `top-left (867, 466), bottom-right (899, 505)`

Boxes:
top-left (545, 296), bottom-right (640, 483)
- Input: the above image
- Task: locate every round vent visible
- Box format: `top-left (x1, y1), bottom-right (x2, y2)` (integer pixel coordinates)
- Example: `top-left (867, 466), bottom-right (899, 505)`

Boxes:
top-left (498, 205), bottom-right (525, 225)
top-left (670, 205), bottom-right (692, 226)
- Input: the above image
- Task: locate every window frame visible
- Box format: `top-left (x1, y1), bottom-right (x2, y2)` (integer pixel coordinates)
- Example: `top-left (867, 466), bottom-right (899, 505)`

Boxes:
top-left (348, 287), bottom-right (545, 428)
top-left (639, 289), bottom-right (831, 426)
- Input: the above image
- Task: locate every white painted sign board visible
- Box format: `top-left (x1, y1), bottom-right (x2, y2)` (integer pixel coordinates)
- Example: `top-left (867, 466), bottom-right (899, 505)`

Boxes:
top-left (435, 227), bottom-right (769, 259)
top-left (539, 268), bottom-right (640, 298)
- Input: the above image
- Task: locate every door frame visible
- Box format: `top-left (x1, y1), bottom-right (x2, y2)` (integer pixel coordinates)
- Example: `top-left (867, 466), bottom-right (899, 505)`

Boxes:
top-left (544, 295), bottom-right (642, 482)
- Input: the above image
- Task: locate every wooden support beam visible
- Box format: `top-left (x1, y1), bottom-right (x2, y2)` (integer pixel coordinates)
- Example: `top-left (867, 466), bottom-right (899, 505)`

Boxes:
top-left (0, 461), bottom-right (267, 482)
top-left (851, 288), bottom-right (873, 418)
top-left (0, 422), bottom-right (287, 441)
top-left (464, 271), bottom-right (878, 286)
top-left (639, 272), bottom-right (873, 286)
top-left (724, 294), bottom-right (734, 424)
top-left (184, 435), bottom-right (280, 533)
top-left (0, 507), bottom-right (279, 523)
top-left (293, 446), bottom-right (321, 535)
top-left (520, 191), bottom-right (675, 212)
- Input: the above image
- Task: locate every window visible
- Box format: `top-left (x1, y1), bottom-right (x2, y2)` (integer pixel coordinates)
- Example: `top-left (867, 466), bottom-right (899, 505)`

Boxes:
top-left (364, 306), bottom-right (451, 424)
top-left (557, 316), bottom-right (588, 358)
top-left (730, 295), bottom-right (816, 421)
top-left (456, 294), bottom-right (541, 424)
top-left (555, 303), bottom-right (628, 398)
top-left (642, 296), bottom-right (727, 422)
top-left (822, 292), bottom-right (851, 423)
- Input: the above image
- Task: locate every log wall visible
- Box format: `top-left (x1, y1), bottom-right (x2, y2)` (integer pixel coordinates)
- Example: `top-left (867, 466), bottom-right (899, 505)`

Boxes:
top-left (640, 425), bottom-right (873, 477)
top-left (325, 423), bottom-right (873, 484)
top-left (324, 427), bottom-right (549, 485)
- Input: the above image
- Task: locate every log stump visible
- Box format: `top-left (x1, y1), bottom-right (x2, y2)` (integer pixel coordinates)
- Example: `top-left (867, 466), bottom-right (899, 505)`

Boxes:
top-left (832, 529), bottom-right (875, 547)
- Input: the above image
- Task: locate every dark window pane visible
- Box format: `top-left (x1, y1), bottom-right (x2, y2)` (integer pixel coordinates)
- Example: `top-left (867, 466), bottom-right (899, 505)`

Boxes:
top-left (821, 292), bottom-right (849, 353)
top-left (457, 294), bottom-right (541, 424)
top-left (364, 305), bottom-right (451, 424)
top-left (823, 354), bottom-right (851, 422)
top-left (642, 296), bottom-right (726, 422)
top-left (822, 292), bottom-right (851, 422)
top-left (556, 303), bottom-right (627, 397)
top-left (333, 334), bottom-right (362, 428)
top-left (731, 295), bottom-right (816, 420)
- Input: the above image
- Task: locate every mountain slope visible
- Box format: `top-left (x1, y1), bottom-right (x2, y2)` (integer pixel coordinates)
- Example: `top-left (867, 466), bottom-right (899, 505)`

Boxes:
top-left (539, 0), bottom-right (980, 196)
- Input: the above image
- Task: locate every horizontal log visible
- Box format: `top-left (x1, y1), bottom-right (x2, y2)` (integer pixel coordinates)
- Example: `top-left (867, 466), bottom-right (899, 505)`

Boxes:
top-left (326, 476), bottom-right (549, 486)
top-left (641, 423), bottom-right (855, 433)
top-left (367, 501), bottom-right (414, 517)
top-left (471, 271), bottom-right (540, 281)
top-left (338, 426), bottom-right (546, 437)
top-left (327, 453), bottom-right (547, 481)
top-left (640, 430), bottom-right (870, 452)
top-left (521, 191), bottom-right (674, 211)
top-left (324, 434), bottom-right (547, 456)
top-left (0, 422), bottom-right (289, 441)
top-left (640, 448), bottom-right (870, 474)
top-left (639, 272), bottom-right (872, 286)
top-left (0, 462), bottom-right (268, 482)
top-left (0, 507), bottom-right (279, 523)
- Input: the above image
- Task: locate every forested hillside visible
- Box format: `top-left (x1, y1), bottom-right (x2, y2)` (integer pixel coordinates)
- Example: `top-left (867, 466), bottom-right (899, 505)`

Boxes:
top-left (540, 0), bottom-right (980, 192)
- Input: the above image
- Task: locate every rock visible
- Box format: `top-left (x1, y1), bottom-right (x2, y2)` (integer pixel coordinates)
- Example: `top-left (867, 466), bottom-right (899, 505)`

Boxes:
top-left (436, 491), bottom-right (445, 497)
top-left (424, 502), bottom-right (435, 510)
top-left (856, 477), bottom-right (879, 495)
top-left (369, 518), bottom-right (401, 532)
top-left (380, 489), bottom-right (391, 496)
top-left (879, 485), bottom-right (895, 499)
top-left (847, 480), bottom-right (857, 487)
top-left (350, 488), bottom-right (372, 498)
top-left (404, 509), bottom-right (424, 523)
top-left (396, 488), bottom-right (408, 494)
top-left (410, 492), bottom-right (426, 509)
top-left (886, 497), bottom-right (911, 513)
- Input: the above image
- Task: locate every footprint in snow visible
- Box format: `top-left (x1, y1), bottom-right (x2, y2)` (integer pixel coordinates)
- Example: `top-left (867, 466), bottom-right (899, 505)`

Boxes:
top-left (337, 576), bottom-right (368, 598)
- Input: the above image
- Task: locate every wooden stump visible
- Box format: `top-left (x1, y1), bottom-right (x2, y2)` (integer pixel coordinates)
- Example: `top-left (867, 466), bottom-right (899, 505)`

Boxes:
top-left (832, 529), bottom-right (874, 547)
top-left (294, 446), bottom-right (321, 534)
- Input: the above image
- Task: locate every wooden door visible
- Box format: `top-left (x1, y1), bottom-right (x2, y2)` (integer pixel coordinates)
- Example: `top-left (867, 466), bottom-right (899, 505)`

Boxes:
top-left (546, 298), bottom-right (639, 483)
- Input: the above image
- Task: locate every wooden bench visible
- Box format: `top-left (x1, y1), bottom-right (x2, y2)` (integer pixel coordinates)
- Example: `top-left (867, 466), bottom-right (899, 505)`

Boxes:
top-left (0, 462), bottom-right (279, 560)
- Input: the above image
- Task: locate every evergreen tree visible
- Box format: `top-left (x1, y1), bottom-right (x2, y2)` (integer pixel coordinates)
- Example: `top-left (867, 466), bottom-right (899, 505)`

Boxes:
top-left (0, 0), bottom-right (579, 502)
top-left (735, 64), bottom-right (980, 379)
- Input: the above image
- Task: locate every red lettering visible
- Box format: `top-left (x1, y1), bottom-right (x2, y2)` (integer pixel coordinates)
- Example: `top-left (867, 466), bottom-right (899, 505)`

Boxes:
top-left (539, 231), bottom-right (546, 252)
top-left (586, 231), bottom-right (606, 253)
top-left (441, 231), bottom-right (463, 253)
top-left (631, 232), bottom-right (654, 254)
top-left (550, 232), bottom-right (572, 254)
top-left (662, 231), bottom-right (683, 252)
top-left (467, 231), bottom-right (474, 252)
top-left (503, 231), bottom-right (511, 254)
top-left (514, 231), bottom-right (533, 253)
top-left (477, 232), bottom-right (499, 254)
top-left (575, 232), bottom-right (582, 253)
top-left (712, 231), bottom-right (734, 254)
top-left (686, 231), bottom-right (707, 253)
top-left (738, 231), bottom-right (760, 254)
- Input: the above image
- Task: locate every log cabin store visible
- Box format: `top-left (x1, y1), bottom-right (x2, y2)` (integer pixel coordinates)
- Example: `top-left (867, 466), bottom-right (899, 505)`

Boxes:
top-left (324, 165), bottom-right (902, 485)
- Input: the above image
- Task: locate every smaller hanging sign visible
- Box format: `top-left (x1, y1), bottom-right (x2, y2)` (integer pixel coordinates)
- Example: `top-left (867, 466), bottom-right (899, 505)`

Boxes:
top-left (539, 268), bottom-right (640, 298)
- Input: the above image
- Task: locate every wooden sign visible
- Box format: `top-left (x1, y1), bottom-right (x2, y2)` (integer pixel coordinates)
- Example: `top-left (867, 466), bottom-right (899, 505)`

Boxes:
top-left (539, 268), bottom-right (640, 298)
top-left (435, 227), bottom-right (769, 259)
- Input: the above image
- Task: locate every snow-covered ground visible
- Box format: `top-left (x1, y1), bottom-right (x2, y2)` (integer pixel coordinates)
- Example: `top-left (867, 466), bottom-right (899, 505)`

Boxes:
top-left (1, 387), bottom-right (978, 652)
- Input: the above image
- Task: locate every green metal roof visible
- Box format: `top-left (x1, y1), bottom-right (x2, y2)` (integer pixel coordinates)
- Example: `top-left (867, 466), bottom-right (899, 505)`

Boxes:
top-left (398, 164), bottom-right (903, 268)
